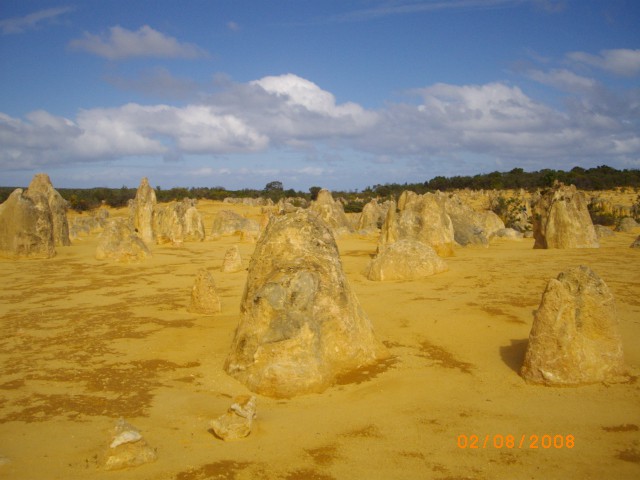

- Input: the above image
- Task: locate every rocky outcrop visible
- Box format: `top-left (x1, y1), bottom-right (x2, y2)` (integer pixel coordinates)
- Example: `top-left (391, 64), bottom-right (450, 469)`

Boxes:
top-left (95, 219), bottom-right (151, 262)
top-left (25, 173), bottom-right (70, 246)
top-left (491, 228), bottom-right (524, 240)
top-left (224, 210), bottom-right (387, 398)
top-left (210, 395), bottom-right (257, 441)
top-left (356, 199), bottom-right (387, 231)
top-left (443, 194), bottom-right (505, 246)
top-left (366, 239), bottom-right (448, 281)
top-left (531, 183), bottom-right (599, 249)
top-left (615, 217), bottom-right (638, 233)
top-left (379, 191), bottom-right (455, 256)
top-left (153, 199), bottom-right (205, 245)
top-left (631, 236), bottom-right (640, 248)
top-left (221, 245), bottom-right (243, 273)
top-left (188, 269), bottom-right (221, 315)
top-left (0, 188), bottom-right (56, 259)
top-left (594, 225), bottom-right (615, 238)
top-left (521, 266), bottom-right (626, 386)
top-left (129, 177), bottom-right (156, 245)
top-left (211, 210), bottom-right (260, 237)
top-left (308, 189), bottom-right (352, 234)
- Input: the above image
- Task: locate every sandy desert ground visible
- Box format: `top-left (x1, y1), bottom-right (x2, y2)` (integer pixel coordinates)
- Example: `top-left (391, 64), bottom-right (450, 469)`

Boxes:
top-left (0, 199), bottom-right (639, 480)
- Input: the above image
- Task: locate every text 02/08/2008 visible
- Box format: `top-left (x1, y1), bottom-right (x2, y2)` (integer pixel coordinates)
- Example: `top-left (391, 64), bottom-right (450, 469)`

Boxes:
top-left (457, 434), bottom-right (575, 449)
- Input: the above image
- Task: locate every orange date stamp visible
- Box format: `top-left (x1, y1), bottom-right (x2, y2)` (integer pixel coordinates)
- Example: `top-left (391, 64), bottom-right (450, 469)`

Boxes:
top-left (457, 434), bottom-right (574, 449)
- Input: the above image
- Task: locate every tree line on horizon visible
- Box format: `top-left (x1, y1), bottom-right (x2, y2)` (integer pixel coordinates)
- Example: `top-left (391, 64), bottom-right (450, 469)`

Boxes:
top-left (1, 165), bottom-right (638, 213)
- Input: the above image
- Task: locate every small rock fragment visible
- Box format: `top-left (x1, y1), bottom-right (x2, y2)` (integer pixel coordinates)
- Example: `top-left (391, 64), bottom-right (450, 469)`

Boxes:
top-left (104, 419), bottom-right (157, 470)
top-left (210, 395), bottom-right (257, 441)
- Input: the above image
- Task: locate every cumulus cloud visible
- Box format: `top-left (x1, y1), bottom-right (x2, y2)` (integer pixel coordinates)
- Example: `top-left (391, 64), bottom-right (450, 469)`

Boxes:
top-left (526, 68), bottom-right (597, 92)
top-left (68, 25), bottom-right (209, 60)
top-left (0, 6), bottom-right (73, 35)
top-left (568, 49), bottom-right (640, 76)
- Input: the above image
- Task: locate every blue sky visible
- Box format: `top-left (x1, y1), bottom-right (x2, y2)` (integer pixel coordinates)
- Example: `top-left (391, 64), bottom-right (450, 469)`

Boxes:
top-left (1, 0), bottom-right (639, 191)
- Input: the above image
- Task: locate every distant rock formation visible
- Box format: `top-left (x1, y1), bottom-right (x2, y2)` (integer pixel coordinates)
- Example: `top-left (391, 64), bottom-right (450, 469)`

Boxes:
top-left (95, 218), bottom-right (151, 262)
top-left (0, 188), bottom-right (56, 259)
top-left (631, 235), bottom-right (640, 248)
top-left (211, 210), bottom-right (260, 238)
top-left (379, 191), bottom-right (455, 256)
top-left (356, 199), bottom-right (388, 232)
top-left (188, 269), bottom-right (221, 315)
top-left (221, 245), bottom-right (243, 273)
top-left (366, 239), bottom-right (448, 281)
top-left (25, 173), bottom-right (70, 246)
top-left (443, 194), bottom-right (505, 246)
top-left (308, 189), bottom-right (353, 235)
top-left (521, 266), bottom-right (626, 386)
top-left (531, 183), bottom-right (599, 249)
top-left (492, 228), bottom-right (524, 240)
top-left (615, 217), bottom-right (638, 233)
top-left (129, 177), bottom-right (156, 244)
top-left (594, 225), bottom-right (615, 239)
top-left (224, 210), bottom-right (387, 398)
top-left (154, 199), bottom-right (205, 245)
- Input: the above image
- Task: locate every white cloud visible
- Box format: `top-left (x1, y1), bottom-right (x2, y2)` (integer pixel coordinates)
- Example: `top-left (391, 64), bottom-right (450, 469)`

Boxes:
top-left (568, 49), bottom-right (640, 76)
top-left (526, 68), bottom-right (597, 91)
top-left (68, 25), bottom-right (208, 60)
top-left (0, 6), bottom-right (73, 35)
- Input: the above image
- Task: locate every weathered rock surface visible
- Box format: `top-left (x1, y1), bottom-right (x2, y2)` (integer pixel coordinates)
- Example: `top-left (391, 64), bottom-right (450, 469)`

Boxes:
top-left (129, 177), bottom-right (156, 244)
top-left (309, 189), bottom-right (352, 234)
top-left (154, 199), bottom-right (205, 245)
top-left (532, 183), bottom-right (599, 249)
top-left (211, 210), bottom-right (260, 237)
top-left (594, 225), bottom-right (615, 238)
top-left (521, 266), bottom-right (626, 386)
top-left (224, 210), bottom-right (387, 398)
top-left (366, 239), bottom-right (448, 281)
top-left (188, 268), bottom-right (221, 314)
top-left (356, 199), bottom-right (388, 231)
top-left (25, 173), bottom-right (70, 246)
top-left (615, 217), bottom-right (638, 233)
top-left (221, 245), bottom-right (243, 273)
top-left (492, 228), bottom-right (524, 240)
top-left (443, 194), bottom-right (505, 246)
top-left (0, 188), bottom-right (56, 259)
top-left (95, 219), bottom-right (151, 262)
top-left (104, 418), bottom-right (157, 470)
top-left (379, 191), bottom-right (455, 256)
top-left (210, 395), bottom-right (257, 441)
top-left (631, 235), bottom-right (640, 248)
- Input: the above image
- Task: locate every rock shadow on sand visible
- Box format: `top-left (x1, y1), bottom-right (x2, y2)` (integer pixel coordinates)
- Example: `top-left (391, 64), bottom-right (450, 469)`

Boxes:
top-left (499, 339), bottom-right (528, 374)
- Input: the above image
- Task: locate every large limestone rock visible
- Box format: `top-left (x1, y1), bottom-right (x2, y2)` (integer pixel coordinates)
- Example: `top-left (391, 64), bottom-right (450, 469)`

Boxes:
top-left (129, 177), bottom-right (156, 244)
top-left (443, 194), bottom-right (505, 246)
top-left (211, 210), bottom-right (260, 237)
top-left (531, 183), bottom-right (599, 249)
top-left (0, 189), bottom-right (55, 259)
top-left (521, 266), bottom-right (625, 386)
top-left (379, 191), bottom-right (455, 257)
top-left (25, 173), bottom-right (70, 246)
top-left (308, 189), bottom-right (352, 234)
top-left (188, 269), bottom-right (221, 314)
top-left (366, 239), bottom-right (448, 281)
top-left (153, 199), bottom-right (205, 245)
top-left (224, 210), bottom-right (387, 398)
top-left (356, 199), bottom-right (387, 231)
top-left (96, 219), bottom-right (151, 262)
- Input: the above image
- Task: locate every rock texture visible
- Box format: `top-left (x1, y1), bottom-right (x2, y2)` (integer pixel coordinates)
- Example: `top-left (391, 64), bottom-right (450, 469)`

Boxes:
top-left (221, 245), bottom-right (243, 273)
top-left (0, 188), bottom-right (56, 259)
top-left (188, 269), bottom-right (221, 314)
top-left (594, 225), bottom-right (615, 238)
top-left (224, 210), bottom-right (387, 398)
top-left (104, 419), bottom-right (157, 470)
top-left (520, 266), bottom-right (625, 386)
top-left (309, 189), bottom-right (352, 234)
top-left (631, 236), bottom-right (640, 248)
top-left (25, 173), bottom-right (70, 246)
top-left (356, 199), bottom-right (387, 231)
top-left (95, 219), bottom-right (151, 263)
top-left (129, 177), bottom-right (156, 244)
top-left (532, 183), bottom-right (599, 249)
top-left (211, 210), bottom-right (260, 237)
top-left (366, 239), bottom-right (448, 281)
top-left (210, 395), bottom-right (257, 441)
top-left (154, 199), bottom-right (205, 245)
top-left (443, 194), bottom-right (505, 246)
top-left (615, 217), bottom-right (638, 233)
top-left (379, 191), bottom-right (455, 256)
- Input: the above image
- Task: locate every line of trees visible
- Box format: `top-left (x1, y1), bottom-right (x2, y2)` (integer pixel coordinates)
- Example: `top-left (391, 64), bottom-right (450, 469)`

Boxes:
top-left (1, 165), bottom-right (638, 212)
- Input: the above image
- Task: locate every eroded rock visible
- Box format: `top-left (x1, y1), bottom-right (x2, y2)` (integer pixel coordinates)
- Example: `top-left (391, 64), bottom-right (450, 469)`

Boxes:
top-left (366, 239), bottom-right (448, 281)
top-left (95, 218), bottom-right (151, 262)
top-left (221, 245), bottom-right (243, 273)
top-left (25, 173), bottom-right (70, 246)
top-left (210, 395), bottom-right (257, 441)
top-left (129, 177), bottom-right (156, 245)
top-left (104, 419), bottom-right (157, 471)
top-left (188, 268), bottom-right (221, 314)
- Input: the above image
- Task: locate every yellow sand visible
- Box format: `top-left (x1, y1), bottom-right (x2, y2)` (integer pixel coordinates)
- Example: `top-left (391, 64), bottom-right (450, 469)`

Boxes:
top-left (0, 200), bottom-right (639, 480)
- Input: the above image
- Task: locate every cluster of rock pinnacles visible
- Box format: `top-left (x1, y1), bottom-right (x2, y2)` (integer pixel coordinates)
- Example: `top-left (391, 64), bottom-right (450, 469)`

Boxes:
top-left (1, 176), bottom-right (632, 450)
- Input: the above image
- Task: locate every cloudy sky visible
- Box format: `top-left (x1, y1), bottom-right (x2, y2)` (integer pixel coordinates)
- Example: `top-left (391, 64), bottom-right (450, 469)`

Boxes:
top-left (1, 0), bottom-right (639, 191)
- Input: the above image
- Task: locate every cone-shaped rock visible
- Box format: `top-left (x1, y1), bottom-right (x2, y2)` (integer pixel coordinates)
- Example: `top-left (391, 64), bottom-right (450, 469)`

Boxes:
top-left (308, 189), bottom-right (352, 234)
top-left (532, 183), bottom-right (598, 249)
top-left (188, 269), bottom-right (221, 314)
top-left (221, 245), bottom-right (243, 273)
top-left (224, 210), bottom-right (387, 398)
top-left (26, 173), bottom-right (70, 246)
top-left (0, 188), bottom-right (56, 259)
top-left (129, 177), bottom-right (156, 244)
top-left (521, 266), bottom-right (625, 385)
